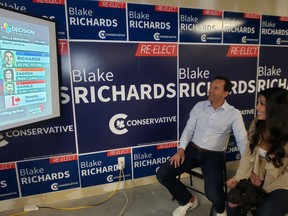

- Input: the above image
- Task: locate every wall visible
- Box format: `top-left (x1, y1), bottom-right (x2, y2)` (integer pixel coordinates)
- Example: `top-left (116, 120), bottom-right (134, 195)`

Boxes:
top-left (0, 0), bottom-right (287, 212)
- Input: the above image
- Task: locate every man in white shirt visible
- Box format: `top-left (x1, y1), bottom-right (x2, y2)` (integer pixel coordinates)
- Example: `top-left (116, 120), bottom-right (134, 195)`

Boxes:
top-left (157, 77), bottom-right (247, 216)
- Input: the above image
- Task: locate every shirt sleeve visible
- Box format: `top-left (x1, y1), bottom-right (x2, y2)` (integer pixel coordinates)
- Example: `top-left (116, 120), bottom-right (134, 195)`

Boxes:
top-left (178, 102), bottom-right (202, 150)
top-left (232, 110), bottom-right (248, 155)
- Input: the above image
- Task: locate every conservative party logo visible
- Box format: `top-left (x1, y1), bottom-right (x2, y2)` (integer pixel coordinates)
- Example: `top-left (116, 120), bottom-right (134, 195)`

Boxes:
top-left (109, 113), bottom-right (128, 135)
top-left (1, 22), bottom-right (12, 33)
top-left (109, 113), bottom-right (177, 135)
top-left (0, 133), bottom-right (8, 147)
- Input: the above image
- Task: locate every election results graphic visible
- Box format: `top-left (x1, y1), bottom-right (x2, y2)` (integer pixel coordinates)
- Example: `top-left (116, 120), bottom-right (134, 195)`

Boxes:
top-left (17, 155), bottom-right (79, 196)
top-left (128, 3), bottom-right (178, 42)
top-left (67, 0), bottom-right (127, 40)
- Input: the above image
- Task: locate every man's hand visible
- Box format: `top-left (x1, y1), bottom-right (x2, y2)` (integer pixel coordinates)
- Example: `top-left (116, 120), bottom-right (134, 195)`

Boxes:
top-left (169, 148), bottom-right (185, 168)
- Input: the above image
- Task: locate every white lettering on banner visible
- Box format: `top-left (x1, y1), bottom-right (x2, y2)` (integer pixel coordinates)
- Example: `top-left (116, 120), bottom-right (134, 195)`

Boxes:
top-left (69, 17), bottom-right (118, 27)
top-left (129, 20), bottom-right (171, 30)
top-left (74, 83), bottom-right (176, 104)
top-left (231, 80), bottom-right (256, 94)
top-left (109, 114), bottom-right (176, 135)
top-left (69, 7), bottom-right (93, 16)
top-left (0, 3), bottom-right (26, 11)
top-left (20, 167), bottom-right (44, 176)
top-left (5, 125), bottom-right (74, 138)
top-left (127, 116), bottom-right (177, 126)
top-left (81, 165), bottom-right (118, 176)
top-left (20, 171), bottom-right (70, 184)
top-left (134, 152), bottom-right (152, 160)
top-left (129, 11), bottom-right (150, 19)
top-left (69, 7), bottom-right (119, 27)
top-left (73, 77), bottom-right (288, 104)
top-left (72, 68), bottom-right (114, 82)
top-left (80, 160), bottom-right (102, 168)
top-left (179, 67), bottom-right (210, 79)
top-left (240, 109), bottom-right (255, 115)
top-left (134, 157), bottom-right (170, 168)
top-left (258, 78), bottom-right (288, 91)
top-left (262, 28), bottom-right (288, 36)
top-left (258, 66), bottom-right (281, 76)
top-left (180, 23), bottom-right (217, 32)
top-left (0, 180), bottom-right (7, 188)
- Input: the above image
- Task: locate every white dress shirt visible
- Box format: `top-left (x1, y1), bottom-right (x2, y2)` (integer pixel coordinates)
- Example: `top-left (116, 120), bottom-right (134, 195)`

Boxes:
top-left (179, 100), bottom-right (247, 155)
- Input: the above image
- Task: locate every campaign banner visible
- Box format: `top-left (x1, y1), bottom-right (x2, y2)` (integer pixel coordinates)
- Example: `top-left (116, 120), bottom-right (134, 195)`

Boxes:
top-left (127, 3), bottom-right (178, 42)
top-left (66, 0), bottom-right (127, 40)
top-left (132, 142), bottom-right (177, 179)
top-left (223, 11), bottom-right (260, 44)
top-left (0, 39), bottom-right (76, 163)
top-left (179, 44), bottom-right (257, 134)
top-left (17, 155), bottom-right (79, 196)
top-left (179, 8), bottom-right (222, 43)
top-left (225, 135), bottom-right (241, 162)
top-left (69, 42), bottom-right (177, 153)
top-left (79, 148), bottom-right (131, 187)
top-left (0, 0), bottom-right (67, 39)
top-left (258, 46), bottom-right (288, 91)
top-left (0, 162), bottom-right (19, 200)
top-left (261, 15), bottom-right (288, 45)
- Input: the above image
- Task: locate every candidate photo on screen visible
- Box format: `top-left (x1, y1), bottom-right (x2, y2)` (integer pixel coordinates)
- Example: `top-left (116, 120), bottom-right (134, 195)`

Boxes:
top-left (3, 69), bottom-right (14, 82)
top-left (2, 50), bottom-right (16, 68)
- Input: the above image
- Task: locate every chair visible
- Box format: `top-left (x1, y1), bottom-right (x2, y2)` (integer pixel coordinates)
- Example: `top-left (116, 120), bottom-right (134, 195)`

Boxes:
top-left (176, 134), bottom-right (233, 215)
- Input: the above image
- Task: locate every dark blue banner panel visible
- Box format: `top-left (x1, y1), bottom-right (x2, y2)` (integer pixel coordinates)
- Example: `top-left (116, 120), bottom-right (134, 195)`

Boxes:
top-left (132, 142), bottom-right (177, 178)
top-left (67, 0), bottom-right (127, 40)
top-left (79, 148), bottom-right (131, 187)
top-left (223, 11), bottom-right (260, 44)
top-left (261, 15), bottom-right (288, 45)
top-left (69, 42), bottom-right (177, 153)
top-left (17, 155), bottom-right (79, 196)
top-left (128, 3), bottom-right (178, 42)
top-left (179, 8), bottom-right (222, 43)
top-left (0, 163), bottom-right (19, 200)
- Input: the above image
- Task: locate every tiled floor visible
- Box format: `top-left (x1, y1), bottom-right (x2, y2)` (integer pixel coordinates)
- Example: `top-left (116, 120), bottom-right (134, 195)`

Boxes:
top-left (1, 162), bottom-right (239, 216)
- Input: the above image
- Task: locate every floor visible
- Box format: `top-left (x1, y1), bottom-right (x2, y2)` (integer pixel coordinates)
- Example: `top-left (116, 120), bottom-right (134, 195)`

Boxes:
top-left (1, 162), bottom-right (239, 216)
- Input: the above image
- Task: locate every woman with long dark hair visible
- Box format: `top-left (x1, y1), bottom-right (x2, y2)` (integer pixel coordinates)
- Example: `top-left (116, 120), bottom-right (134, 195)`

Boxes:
top-left (226, 87), bottom-right (288, 216)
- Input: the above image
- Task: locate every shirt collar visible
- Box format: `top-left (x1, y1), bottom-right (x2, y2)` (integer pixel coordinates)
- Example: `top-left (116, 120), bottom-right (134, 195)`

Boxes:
top-left (206, 100), bottom-right (228, 110)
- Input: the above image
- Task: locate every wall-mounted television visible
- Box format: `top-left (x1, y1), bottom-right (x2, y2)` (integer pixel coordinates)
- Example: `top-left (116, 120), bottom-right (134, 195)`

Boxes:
top-left (0, 6), bottom-right (60, 131)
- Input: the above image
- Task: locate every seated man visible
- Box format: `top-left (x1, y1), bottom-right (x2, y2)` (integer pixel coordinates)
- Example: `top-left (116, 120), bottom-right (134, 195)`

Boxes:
top-left (157, 76), bottom-right (247, 216)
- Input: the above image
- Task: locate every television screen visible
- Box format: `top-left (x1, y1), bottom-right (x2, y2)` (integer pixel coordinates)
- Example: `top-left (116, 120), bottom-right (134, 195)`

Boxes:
top-left (0, 6), bottom-right (60, 131)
